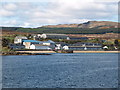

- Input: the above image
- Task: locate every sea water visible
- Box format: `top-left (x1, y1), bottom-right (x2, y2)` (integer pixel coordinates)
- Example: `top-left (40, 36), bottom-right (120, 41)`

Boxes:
top-left (2, 53), bottom-right (119, 88)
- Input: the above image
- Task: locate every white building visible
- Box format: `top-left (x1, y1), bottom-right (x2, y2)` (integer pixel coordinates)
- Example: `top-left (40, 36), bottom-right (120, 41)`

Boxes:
top-left (22, 39), bottom-right (55, 49)
top-left (103, 46), bottom-right (108, 49)
top-left (22, 40), bottom-right (42, 49)
top-left (114, 46), bottom-right (118, 50)
top-left (30, 44), bottom-right (52, 50)
top-left (55, 44), bottom-right (61, 50)
top-left (14, 36), bottom-right (27, 44)
top-left (63, 45), bottom-right (69, 50)
top-left (40, 33), bottom-right (68, 39)
top-left (41, 34), bottom-right (47, 39)
top-left (84, 47), bottom-right (87, 50)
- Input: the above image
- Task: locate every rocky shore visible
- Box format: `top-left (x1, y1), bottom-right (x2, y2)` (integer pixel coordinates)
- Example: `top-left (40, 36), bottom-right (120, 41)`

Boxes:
top-left (1, 51), bottom-right (51, 56)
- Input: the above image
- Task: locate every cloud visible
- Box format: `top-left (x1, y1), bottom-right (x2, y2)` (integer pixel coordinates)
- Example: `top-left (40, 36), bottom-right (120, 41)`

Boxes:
top-left (0, 0), bottom-right (118, 27)
top-left (20, 22), bottom-right (31, 28)
top-left (0, 9), bottom-right (14, 17)
top-left (3, 3), bottom-right (17, 11)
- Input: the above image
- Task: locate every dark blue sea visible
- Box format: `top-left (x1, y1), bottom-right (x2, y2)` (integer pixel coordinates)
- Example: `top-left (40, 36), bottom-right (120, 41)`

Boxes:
top-left (2, 53), bottom-right (119, 88)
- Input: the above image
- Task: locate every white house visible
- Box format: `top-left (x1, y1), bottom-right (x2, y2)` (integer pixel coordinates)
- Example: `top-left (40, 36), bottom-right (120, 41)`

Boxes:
top-left (114, 46), bottom-right (118, 50)
top-left (30, 44), bottom-right (36, 49)
top-left (55, 44), bottom-right (61, 50)
top-left (30, 44), bottom-right (52, 50)
top-left (22, 40), bottom-right (42, 49)
top-left (84, 47), bottom-right (87, 50)
top-left (37, 34), bottom-right (41, 37)
top-left (103, 46), bottom-right (108, 49)
top-left (66, 37), bottom-right (70, 40)
top-left (41, 33), bottom-right (68, 39)
top-left (82, 44), bottom-right (86, 46)
top-left (14, 36), bottom-right (27, 44)
top-left (63, 45), bottom-right (69, 50)
top-left (41, 34), bottom-right (47, 39)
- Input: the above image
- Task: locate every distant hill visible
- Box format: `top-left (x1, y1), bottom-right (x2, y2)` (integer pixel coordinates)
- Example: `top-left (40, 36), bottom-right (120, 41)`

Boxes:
top-left (1, 27), bottom-right (21, 31)
top-left (78, 21), bottom-right (118, 29)
top-left (1, 21), bottom-right (119, 34)
top-left (42, 21), bottom-right (118, 29)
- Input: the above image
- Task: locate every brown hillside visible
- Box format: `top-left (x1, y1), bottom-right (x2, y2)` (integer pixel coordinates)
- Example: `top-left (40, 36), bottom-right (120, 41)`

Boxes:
top-left (42, 21), bottom-right (118, 29)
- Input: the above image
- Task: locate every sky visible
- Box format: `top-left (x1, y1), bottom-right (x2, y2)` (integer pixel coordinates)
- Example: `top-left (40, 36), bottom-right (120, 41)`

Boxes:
top-left (0, 0), bottom-right (119, 28)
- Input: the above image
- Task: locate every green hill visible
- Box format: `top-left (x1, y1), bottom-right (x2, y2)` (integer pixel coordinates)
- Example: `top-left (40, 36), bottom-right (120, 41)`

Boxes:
top-left (1, 21), bottom-right (119, 34)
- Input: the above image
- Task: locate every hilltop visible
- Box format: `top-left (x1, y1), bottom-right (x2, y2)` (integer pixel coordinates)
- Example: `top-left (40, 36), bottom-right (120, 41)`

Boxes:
top-left (42, 21), bottom-right (118, 29)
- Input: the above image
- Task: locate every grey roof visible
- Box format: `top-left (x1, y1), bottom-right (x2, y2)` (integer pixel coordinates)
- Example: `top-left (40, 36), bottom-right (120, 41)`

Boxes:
top-left (55, 42), bottom-right (69, 46)
top-left (69, 37), bottom-right (88, 40)
top-left (55, 42), bottom-right (66, 44)
top-left (32, 44), bottom-right (48, 46)
top-left (69, 42), bottom-right (102, 46)
top-left (43, 33), bottom-right (67, 36)
top-left (15, 36), bottom-right (27, 39)
top-left (43, 40), bottom-right (55, 43)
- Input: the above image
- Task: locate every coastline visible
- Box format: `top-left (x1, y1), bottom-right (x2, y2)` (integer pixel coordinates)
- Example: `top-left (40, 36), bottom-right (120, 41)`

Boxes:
top-left (1, 50), bottom-right (119, 56)
top-left (16, 50), bottom-right (120, 53)
top-left (16, 51), bottom-right (56, 53)
top-left (73, 51), bottom-right (120, 53)
top-left (1, 51), bottom-right (52, 56)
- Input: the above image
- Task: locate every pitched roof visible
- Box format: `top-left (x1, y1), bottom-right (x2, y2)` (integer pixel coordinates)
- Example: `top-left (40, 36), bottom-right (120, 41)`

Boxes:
top-left (15, 36), bottom-right (27, 39)
top-left (43, 40), bottom-right (55, 43)
top-left (22, 40), bottom-right (42, 43)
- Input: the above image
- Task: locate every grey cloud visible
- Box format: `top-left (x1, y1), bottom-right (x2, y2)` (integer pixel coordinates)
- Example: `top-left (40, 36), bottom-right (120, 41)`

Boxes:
top-left (0, 0), bottom-right (118, 27)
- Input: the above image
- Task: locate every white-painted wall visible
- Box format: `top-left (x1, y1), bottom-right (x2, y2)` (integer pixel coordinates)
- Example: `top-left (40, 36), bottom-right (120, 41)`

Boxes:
top-left (63, 45), bottom-right (69, 50)
top-left (55, 44), bottom-right (61, 50)
top-left (43, 43), bottom-right (50, 46)
top-left (84, 47), bottom-right (87, 50)
top-left (103, 46), bottom-right (108, 49)
top-left (23, 42), bottom-right (31, 49)
top-left (41, 34), bottom-right (47, 39)
top-left (14, 36), bottom-right (27, 44)
top-left (14, 39), bottom-right (22, 44)
top-left (30, 44), bottom-right (35, 49)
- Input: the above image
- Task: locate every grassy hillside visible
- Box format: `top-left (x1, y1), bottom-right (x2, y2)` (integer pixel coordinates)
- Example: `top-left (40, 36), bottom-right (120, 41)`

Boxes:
top-left (16, 27), bottom-right (119, 34)
top-left (1, 21), bottom-right (119, 34)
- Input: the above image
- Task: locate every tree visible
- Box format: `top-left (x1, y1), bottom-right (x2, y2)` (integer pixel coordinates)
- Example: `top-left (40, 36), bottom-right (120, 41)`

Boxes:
top-left (2, 38), bottom-right (10, 47)
top-left (114, 39), bottom-right (119, 45)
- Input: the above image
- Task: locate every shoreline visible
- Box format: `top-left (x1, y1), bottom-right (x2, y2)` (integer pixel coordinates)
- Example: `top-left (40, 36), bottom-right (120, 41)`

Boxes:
top-left (1, 50), bottom-right (120, 56)
top-left (16, 51), bottom-right (56, 53)
top-left (73, 51), bottom-right (120, 53)
top-left (16, 50), bottom-right (120, 53)
top-left (1, 51), bottom-right (52, 56)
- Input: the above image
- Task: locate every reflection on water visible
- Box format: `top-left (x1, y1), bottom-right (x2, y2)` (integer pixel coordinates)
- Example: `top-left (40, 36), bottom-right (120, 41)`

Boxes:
top-left (2, 53), bottom-right (118, 88)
